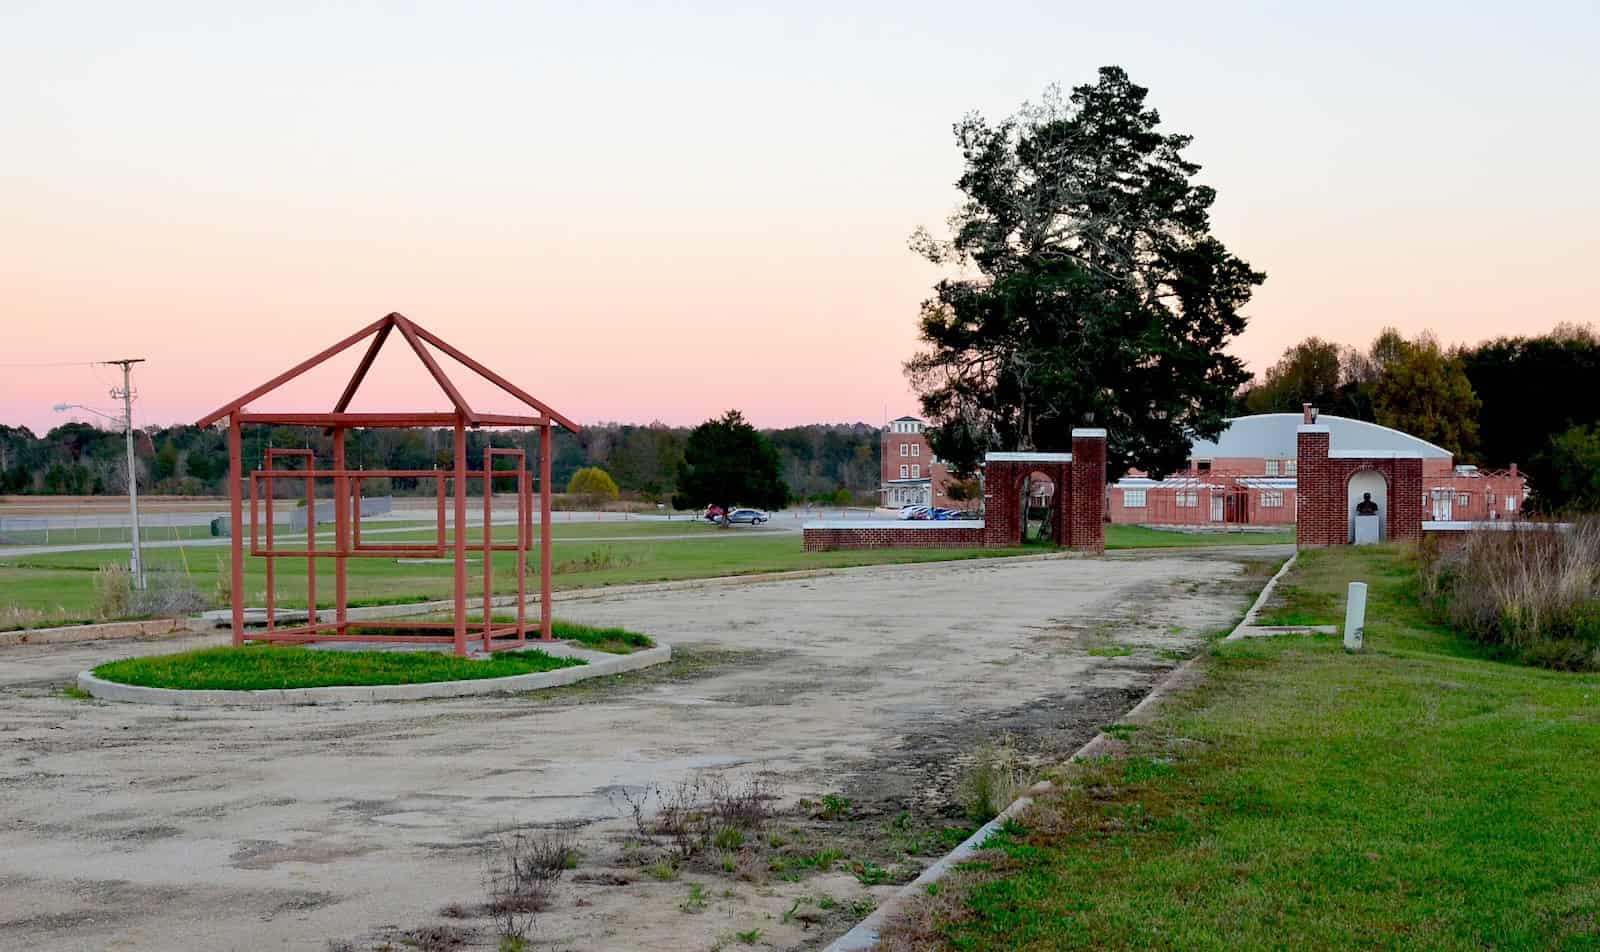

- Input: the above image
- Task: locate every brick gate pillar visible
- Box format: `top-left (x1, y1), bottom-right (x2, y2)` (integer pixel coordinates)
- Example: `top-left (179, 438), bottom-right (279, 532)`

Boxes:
top-left (1068, 429), bottom-right (1106, 551)
top-left (982, 459), bottom-right (1023, 546)
top-left (1296, 424), bottom-right (1334, 547)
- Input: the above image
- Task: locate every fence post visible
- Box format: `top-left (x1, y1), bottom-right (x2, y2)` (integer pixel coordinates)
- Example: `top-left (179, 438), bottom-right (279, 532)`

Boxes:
top-left (1343, 581), bottom-right (1367, 652)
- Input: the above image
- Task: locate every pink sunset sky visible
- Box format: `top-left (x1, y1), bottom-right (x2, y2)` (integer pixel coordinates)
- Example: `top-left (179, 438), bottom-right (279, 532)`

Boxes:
top-left (4, 2), bottom-right (1596, 435)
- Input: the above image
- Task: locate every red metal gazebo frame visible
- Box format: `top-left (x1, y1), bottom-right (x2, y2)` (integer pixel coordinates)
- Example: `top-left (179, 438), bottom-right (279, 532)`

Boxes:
top-left (196, 312), bottom-right (577, 656)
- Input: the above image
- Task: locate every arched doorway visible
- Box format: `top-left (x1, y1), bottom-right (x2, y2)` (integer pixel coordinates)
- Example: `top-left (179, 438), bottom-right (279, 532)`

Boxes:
top-left (1020, 470), bottom-right (1056, 542)
top-left (1347, 470), bottom-right (1388, 543)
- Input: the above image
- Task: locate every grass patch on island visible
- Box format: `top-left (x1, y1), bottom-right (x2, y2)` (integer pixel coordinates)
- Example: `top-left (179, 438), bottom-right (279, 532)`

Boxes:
top-left (1103, 524), bottom-right (1294, 549)
top-left (92, 644), bottom-right (586, 691)
top-left (885, 544), bottom-right (1600, 951)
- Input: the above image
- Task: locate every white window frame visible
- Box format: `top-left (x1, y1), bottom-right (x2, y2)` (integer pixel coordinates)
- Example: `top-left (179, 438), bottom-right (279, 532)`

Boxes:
top-left (1457, 493), bottom-right (1470, 507)
top-left (1124, 489), bottom-right (1147, 507)
top-left (1264, 459), bottom-right (1279, 477)
top-left (911, 444), bottom-right (920, 457)
top-left (1261, 490), bottom-right (1283, 508)
top-left (1505, 495), bottom-right (1517, 512)
top-left (900, 443), bottom-right (909, 457)
top-left (1285, 459), bottom-right (1297, 476)
top-left (899, 464), bottom-right (908, 478)
top-left (911, 464), bottom-right (920, 478)
top-left (1177, 491), bottom-right (1197, 508)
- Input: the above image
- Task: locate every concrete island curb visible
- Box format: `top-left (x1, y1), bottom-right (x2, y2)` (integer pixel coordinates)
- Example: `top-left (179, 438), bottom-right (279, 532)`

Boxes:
top-left (77, 642), bottom-right (672, 707)
top-left (823, 551), bottom-right (1299, 951)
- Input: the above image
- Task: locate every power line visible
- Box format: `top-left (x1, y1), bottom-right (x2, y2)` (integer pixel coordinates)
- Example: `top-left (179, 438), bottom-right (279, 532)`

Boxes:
top-left (0, 360), bottom-right (102, 368)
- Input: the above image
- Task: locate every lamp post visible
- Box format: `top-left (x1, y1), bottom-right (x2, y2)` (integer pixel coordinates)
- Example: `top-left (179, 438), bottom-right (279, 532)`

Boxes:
top-left (55, 381), bottom-right (145, 590)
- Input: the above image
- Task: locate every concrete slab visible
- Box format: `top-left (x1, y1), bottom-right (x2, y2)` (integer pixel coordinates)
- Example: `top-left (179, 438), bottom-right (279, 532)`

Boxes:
top-left (0, 547), bottom-right (1287, 951)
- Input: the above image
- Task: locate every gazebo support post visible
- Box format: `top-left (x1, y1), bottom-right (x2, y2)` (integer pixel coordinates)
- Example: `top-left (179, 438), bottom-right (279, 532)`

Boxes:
top-left (540, 424), bottom-right (552, 641)
top-left (453, 418), bottom-right (468, 657)
top-left (517, 455), bottom-right (528, 644)
top-left (228, 415), bottom-right (245, 647)
top-left (333, 427), bottom-right (348, 635)
top-left (482, 448), bottom-right (493, 653)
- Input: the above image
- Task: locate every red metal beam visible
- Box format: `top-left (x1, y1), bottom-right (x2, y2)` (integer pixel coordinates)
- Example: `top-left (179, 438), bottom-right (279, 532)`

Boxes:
top-left (408, 321), bottom-right (580, 432)
top-left (332, 318), bottom-right (395, 413)
top-left (239, 412), bottom-right (465, 428)
top-left (196, 315), bottom-right (389, 427)
top-left (392, 314), bottom-right (477, 424)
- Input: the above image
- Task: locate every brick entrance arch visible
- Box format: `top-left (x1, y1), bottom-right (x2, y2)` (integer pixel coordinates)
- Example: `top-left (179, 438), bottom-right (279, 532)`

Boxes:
top-left (1296, 424), bottom-right (1423, 546)
top-left (980, 429), bottom-right (1107, 551)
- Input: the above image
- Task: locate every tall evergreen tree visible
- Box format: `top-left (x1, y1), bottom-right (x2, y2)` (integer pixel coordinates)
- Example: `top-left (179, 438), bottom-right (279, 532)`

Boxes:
top-left (672, 411), bottom-right (789, 512)
top-left (906, 67), bottom-right (1263, 478)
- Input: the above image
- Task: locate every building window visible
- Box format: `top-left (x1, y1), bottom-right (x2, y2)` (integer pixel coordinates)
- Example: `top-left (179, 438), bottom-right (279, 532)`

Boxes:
top-left (1285, 459), bottom-right (1297, 476)
top-left (1457, 493), bottom-right (1470, 507)
top-left (1196, 460), bottom-right (1212, 472)
top-left (1264, 459), bottom-right (1279, 477)
top-left (911, 464), bottom-right (920, 478)
top-left (1506, 495), bottom-right (1517, 512)
top-left (899, 443), bottom-right (909, 457)
top-left (1124, 489), bottom-right (1147, 507)
top-left (911, 444), bottom-right (920, 457)
top-left (899, 464), bottom-right (908, 478)
top-left (1262, 490), bottom-right (1283, 507)
top-left (1177, 491), bottom-right (1198, 508)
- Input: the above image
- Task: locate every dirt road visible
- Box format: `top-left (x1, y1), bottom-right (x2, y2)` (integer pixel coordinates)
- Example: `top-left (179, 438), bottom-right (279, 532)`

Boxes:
top-left (0, 548), bottom-right (1284, 951)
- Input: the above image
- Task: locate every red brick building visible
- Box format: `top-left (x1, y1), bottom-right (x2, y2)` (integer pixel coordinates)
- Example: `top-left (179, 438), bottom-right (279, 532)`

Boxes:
top-left (1108, 411), bottom-right (1525, 531)
top-left (879, 416), bottom-right (958, 509)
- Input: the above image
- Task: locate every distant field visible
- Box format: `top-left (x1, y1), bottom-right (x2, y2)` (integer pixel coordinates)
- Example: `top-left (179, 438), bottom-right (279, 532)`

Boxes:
top-left (0, 521), bottom-right (1287, 630)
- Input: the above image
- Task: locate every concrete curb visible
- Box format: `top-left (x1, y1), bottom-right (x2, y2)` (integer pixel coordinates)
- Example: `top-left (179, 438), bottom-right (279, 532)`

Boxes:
top-left (76, 642), bottom-right (671, 707)
top-left (823, 551), bottom-right (1299, 952)
top-left (0, 616), bottom-right (195, 647)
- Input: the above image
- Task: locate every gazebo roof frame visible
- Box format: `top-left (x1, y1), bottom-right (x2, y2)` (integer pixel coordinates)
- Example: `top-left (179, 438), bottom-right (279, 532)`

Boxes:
top-left (196, 311), bottom-right (577, 432)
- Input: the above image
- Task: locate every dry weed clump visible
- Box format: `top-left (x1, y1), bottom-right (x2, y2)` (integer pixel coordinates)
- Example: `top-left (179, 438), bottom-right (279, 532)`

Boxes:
top-left (482, 827), bottom-right (578, 945)
top-left (1421, 517), bottom-right (1600, 669)
top-left (957, 736), bottom-right (1022, 823)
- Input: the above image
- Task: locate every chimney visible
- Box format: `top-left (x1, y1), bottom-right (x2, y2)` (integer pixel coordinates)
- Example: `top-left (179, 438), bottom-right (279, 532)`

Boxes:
top-left (1510, 462), bottom-right (1518, 476)
top-left (1302, 404), bottom-right (1318, 424)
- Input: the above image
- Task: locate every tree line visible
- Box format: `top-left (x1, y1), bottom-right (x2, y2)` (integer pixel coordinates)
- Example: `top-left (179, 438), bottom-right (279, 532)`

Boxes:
top-left (0, 414), bottom-right (880, 509)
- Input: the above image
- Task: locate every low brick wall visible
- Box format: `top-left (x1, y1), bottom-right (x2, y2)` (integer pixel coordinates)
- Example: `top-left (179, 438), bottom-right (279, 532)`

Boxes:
top-left (802, 521), bottom-right (985, 552)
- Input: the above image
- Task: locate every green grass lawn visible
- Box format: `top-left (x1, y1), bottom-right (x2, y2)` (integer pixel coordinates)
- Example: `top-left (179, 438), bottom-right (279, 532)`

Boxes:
top-left (0, 529), bottom-right (1036, 628)
top-left (0, 520), bottom-right (1288, 630)
top-left (892, 544), bottom-right (1600, 951)
top-left (91, 643), bottom-right (586, 690)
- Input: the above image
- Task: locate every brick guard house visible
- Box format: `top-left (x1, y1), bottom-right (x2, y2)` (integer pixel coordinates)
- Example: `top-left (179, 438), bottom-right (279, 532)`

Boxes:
top-left (806, 429), bottom-right (1106, 552)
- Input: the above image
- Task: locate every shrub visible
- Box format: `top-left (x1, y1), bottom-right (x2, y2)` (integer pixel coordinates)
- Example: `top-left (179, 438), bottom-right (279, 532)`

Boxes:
top-left (566, 467), bottom-right (619, 505)
top-left (1420, 518), bottom-right (1600, 669)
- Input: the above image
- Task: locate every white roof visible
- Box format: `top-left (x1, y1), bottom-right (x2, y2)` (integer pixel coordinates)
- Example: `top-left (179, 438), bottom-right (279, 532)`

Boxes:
top-left (1190, 413), bottom-right (1451, 460)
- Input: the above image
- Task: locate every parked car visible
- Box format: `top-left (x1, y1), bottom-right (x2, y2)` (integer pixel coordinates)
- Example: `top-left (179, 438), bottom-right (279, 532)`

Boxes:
top-left (899, 505), bottom-right (933, 520)
top-left (725, 508), bottom-right (769, 525)
top-left (704, 505), bottom-right (726, 524)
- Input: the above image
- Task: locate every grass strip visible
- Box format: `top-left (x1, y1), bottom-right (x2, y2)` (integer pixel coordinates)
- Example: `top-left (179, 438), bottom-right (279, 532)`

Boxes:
top-left (92, 644), bottom-right (585, 691)
top-left (887, 545), bottom-right (1600, 951)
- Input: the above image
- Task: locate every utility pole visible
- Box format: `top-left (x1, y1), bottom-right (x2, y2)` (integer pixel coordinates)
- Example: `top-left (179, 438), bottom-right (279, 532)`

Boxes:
top-left (108, 358), bottom-right (147, 590)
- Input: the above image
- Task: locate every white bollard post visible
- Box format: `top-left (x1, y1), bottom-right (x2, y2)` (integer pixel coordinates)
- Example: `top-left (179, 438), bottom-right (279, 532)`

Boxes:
top-left (1344, 581), bottom-right (1368, 653)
